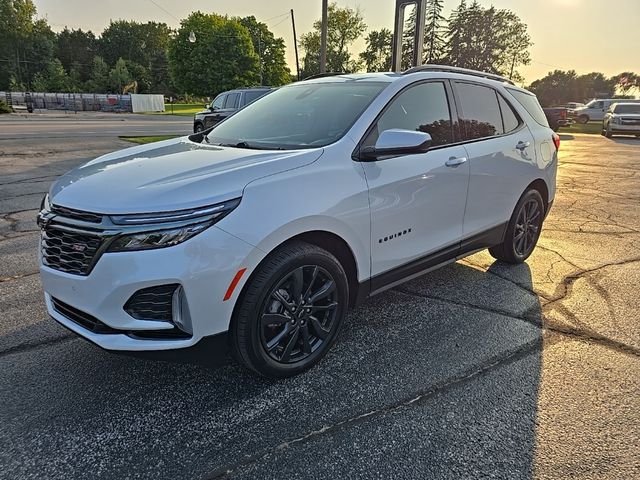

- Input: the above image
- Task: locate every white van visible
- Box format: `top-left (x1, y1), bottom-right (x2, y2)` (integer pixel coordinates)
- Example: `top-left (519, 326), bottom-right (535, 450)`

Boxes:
top-left (574, 98), bottom-right (640, 123)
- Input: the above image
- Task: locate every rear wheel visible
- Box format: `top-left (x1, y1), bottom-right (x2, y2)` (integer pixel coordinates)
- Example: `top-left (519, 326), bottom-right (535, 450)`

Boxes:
top-left (194, 122), bottom-right (204, 133)
top-left (230, 241), bottom-right (348, 378)
top-left (577, 115), bottom-right (589, 124)
top-left (489, 189), bottom-right (545, 264)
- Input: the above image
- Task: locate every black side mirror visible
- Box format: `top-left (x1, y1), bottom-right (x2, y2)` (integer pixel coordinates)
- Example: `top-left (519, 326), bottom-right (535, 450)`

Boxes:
top-left (360, 129), bottom-right (433, 161)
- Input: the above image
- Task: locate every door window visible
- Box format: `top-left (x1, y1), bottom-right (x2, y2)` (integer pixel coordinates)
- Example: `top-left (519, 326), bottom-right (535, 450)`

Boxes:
top-left (456, 82), bottom-right (504, 140)
top-left (211, 94), bottom-right (225, 110)
top-left (364, 81), bottom-right (454, 147)
top-left (224, 93), bottom-right (240, 109)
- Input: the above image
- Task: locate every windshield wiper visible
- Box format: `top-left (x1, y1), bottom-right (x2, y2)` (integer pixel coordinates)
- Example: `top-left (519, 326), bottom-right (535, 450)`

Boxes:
top-left (213, 140), bottom-right (285, 150)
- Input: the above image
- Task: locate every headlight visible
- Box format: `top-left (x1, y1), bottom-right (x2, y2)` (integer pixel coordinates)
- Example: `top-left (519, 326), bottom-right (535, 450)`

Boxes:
top-left (106, 198), bottom-right (240, 252)
top-left (612, 116), bottom-right (621, 124)
top-left (40, 193), bottom-right (50, 212)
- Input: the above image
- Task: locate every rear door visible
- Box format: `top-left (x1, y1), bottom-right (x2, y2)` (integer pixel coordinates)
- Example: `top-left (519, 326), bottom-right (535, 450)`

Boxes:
top-left (361, 80), bottom-right (470, 284)
top-left (453, 81), bottom-right (535, 242)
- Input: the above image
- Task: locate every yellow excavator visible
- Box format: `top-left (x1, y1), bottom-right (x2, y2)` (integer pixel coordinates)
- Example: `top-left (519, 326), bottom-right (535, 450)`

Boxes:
top-left (122, 80), bottom-right (138, 95)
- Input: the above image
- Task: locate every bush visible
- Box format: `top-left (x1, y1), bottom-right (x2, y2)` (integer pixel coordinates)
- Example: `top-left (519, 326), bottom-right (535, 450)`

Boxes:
top-left (0, 100), bottom-right (13, 114)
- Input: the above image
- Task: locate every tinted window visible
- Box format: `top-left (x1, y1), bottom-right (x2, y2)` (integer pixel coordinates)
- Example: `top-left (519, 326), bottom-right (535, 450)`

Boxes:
top-left (365, 81), bottom-right (453, 147)
top-left (244, 90), bottom-right (269, 105)
top-left (508, 88), bottom-right (549, 127)
top-left (224, 93), bottom-right (239, 109)
top-left (498, 95), bottom-right (520, 133)
top-left (207, 82), bottom-right (387, 149)
top-left (456, 82), bottom-right (503, 140)
top-left (212, 94), bottom-right (225, 110)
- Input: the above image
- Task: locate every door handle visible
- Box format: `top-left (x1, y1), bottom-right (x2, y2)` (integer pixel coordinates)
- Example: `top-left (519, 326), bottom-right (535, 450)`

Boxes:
top-left (516, 141), bottom-right (531, 151)
top-left (445, 156), bottom-right (467, 167)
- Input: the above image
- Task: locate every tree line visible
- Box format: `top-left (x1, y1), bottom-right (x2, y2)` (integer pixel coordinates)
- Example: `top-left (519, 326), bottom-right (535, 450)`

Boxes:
top-left (0, 0), bottom-right (290, 97)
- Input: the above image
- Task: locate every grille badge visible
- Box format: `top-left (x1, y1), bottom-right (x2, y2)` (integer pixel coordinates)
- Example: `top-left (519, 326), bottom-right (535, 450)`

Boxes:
top-left (71, 243), bottom-right (87, 252)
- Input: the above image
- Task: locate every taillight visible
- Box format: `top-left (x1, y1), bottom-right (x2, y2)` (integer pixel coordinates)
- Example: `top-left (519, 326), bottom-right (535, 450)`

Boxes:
top-left (552, 133), bottom-right (560, 151)
top-left (560, 110), bottom-right (566, 119)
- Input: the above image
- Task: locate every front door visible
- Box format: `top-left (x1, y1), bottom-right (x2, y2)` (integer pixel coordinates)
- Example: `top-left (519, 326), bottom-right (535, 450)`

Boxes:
top-left (360, 81), bottom-right (470, 285)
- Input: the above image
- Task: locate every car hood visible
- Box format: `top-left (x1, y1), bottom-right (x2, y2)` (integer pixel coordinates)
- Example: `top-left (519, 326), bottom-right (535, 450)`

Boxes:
top-left (50, 137), bottom-right (323, 214)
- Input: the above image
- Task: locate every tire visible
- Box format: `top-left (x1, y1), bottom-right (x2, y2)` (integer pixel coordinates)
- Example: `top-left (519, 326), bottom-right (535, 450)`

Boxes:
top-left (605, 126), bottom-right (612, 138)
top-left (194, 122), bottom-right (204, 133)
top-left (230, 241), bottom-right (349, 378)
top-left (577, 115), bottom-right (589, 124)
top-left (489, 189), bottom-right (545, 264)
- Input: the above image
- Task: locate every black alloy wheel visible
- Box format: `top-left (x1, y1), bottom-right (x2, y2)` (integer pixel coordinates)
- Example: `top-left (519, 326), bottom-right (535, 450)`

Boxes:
top-left (230, 241), bottom-right (348, 378)
top-left (489, 189), bottom-right (545, 264)
top-left (513, 198), bottom-right (541, 258)
top-left (260, 265), bottom-right (338, 364)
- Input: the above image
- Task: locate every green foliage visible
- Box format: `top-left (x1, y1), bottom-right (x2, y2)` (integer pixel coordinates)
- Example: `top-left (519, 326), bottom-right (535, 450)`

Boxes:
top-left (444, 0), bottom-right (532, 81)
top-left (299, 2), bottom-right (367, 77)
top-left (55, 28), bottom-right (97, 82)
top-left (527, 70), bottom-right (635, 106)
top-left (401, 0), bottom-right (446, 67)
top-left (238, 16), bottom-right (291, 86)
top-left (0, 0), bottom-right (55, 90)
top-left (0, 100), bottom-right (12, 114)
top-left (168, 12), bottom-right (259, 96)
top-left (359, 29), bottom-right (392, 72)
top-left (84, 56), bottom-right (110, 93)
top-left (108, 58), bottom-right (133, 93)
top-left (32, 58), bottom-right (72, 92)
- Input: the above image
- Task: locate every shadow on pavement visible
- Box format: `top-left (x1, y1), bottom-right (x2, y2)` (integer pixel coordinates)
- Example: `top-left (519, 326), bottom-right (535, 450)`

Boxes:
top-left (1, 260), bottom-right (545, 478)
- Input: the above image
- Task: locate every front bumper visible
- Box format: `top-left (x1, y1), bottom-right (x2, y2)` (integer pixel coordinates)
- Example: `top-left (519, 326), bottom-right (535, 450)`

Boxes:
top-left (609, 123), bottom-right (640, 133)
top-left (41, 225), bottom-right (262, 351)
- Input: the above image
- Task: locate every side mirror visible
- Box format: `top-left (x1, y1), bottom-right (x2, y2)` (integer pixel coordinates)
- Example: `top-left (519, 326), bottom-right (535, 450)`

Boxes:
top-left (360, 129), bottom-right (433, 161)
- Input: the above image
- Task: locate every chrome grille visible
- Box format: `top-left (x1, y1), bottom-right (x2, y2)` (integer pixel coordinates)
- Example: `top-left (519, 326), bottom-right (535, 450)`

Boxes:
top-left (41, 226), bottom-right (103, 275)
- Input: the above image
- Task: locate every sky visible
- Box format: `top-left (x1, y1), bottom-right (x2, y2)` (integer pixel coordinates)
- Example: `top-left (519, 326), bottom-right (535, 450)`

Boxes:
top-left (33, 0), bottom-right (640, 84)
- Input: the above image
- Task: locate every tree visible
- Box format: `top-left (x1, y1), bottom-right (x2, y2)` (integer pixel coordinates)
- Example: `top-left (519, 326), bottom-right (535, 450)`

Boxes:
top-left (527, 70), bottom-right (618, 106)
top-left (238, 16), bottom-right (290, 86)
top-left (359, 28), bottom-right (392, 72)
top-left (85, 56), bottom-right (110, 92)
top-left (32, 58), bottom-right (71, 92)
top-left (108, 58), bottom-right (133, 93)
top-left (55, 28), bottom-right (96, 82)
top-left (299, 2), bottom-right (367, 77)
top-left (0, 0), bottom-right (55, 90)
top-left (611, 72), bottom-right (639, 97)
top-left (168, 12), bottom-right (259, 96)
top-left (402, 0), bottom-right (446, 67)
top-left (444, 0), bottom-right (532, 81)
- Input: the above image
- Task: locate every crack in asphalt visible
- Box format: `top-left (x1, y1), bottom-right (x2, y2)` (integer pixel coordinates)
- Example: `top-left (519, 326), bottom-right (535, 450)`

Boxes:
top-left (203, 337), bottom-right (543, 479)
top-left (0, 335), bottom-right (76, 358)
top-left (0, 272), bottom-right (39, 283)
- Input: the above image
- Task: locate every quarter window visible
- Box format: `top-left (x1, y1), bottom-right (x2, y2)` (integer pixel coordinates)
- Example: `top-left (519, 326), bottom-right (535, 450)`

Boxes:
top-left (498, 95), bottom-right (521, 133)
top-left (456, 82), bottom-right (504, 140)
top-left (364, 81), bottom-right (454, 147)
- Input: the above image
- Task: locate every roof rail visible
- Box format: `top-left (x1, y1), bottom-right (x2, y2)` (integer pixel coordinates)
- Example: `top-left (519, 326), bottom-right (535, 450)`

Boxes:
top-left (403, 64), bottom-right (515, 85)
top-left (302, 72), bottom-right (344, 81)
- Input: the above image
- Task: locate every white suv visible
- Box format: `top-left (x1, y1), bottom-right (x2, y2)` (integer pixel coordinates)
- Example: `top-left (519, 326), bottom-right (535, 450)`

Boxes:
top-left (38, 66), bottom-right (558, 377)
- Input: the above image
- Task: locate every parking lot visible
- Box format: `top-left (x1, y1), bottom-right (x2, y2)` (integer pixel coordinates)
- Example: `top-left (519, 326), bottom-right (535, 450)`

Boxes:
top-left (1, 114), bottom-right (639, 479)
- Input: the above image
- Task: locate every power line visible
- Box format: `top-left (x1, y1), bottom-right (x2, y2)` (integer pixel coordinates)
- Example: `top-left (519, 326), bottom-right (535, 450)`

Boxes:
top-left (146, 0), bottom-right (181, 22)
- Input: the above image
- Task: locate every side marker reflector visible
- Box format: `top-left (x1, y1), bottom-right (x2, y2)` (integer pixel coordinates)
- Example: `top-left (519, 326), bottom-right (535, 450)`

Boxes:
top-left (223, 268), bottom-right (247, 301)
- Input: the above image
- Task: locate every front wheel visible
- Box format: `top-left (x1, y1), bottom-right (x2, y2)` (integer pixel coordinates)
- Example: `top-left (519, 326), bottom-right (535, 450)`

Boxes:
top-left (577, 115), bottom-right (589, 124)
top-left (489, 189), bottom-right (545, 264)
top-left (194, 122), bottom-right (204, 133)
top-left (230, 241), bottom-right (348, 378)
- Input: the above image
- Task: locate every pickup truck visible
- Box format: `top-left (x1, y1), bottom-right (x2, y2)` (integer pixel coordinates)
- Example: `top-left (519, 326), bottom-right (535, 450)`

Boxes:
top-left (542, 107), bottom-right (573, 131)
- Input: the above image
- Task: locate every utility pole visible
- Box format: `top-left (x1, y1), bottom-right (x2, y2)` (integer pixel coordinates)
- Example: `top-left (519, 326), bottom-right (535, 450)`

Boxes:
top-left (291, 9), bottom-right (301, 80)
top-left (320, 0), bottom-right (328, 73)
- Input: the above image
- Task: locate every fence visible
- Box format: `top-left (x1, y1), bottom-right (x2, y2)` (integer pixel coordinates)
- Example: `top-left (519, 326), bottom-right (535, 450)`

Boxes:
top-left (1, 92), bottom-right (165, 113)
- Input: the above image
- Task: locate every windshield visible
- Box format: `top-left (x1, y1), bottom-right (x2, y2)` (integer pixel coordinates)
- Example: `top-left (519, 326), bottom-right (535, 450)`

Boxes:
top-left (585, 100), bottom-right (602, 108)
top-left (205, 82), bottom-right (388, 149)
top-left (613, 104), bottom-right (640, 114)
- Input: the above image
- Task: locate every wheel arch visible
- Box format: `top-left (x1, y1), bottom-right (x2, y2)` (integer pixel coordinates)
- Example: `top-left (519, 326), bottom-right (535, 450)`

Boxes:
top-left (527, 178), bottom-right (549, 213)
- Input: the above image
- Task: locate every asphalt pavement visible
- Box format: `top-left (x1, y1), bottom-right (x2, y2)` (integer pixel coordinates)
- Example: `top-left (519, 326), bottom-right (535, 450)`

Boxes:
top-left (0, 115), bottom-right (638, 479)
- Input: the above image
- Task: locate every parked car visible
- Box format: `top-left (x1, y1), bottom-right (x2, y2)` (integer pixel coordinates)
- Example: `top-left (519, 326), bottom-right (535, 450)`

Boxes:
top-left (38, 66), bottom-right (558, 378)
top-left (193, 87), bottom-right (272, 132)
top-left (542, 107), bottom-right (573, 131)
top-left (601, 102), bottom-right (640, 138)
top-left (574, 98), bottom-right (640, 124)
top-left (563, 102), bottom-right (585, 111)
